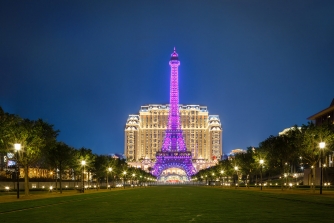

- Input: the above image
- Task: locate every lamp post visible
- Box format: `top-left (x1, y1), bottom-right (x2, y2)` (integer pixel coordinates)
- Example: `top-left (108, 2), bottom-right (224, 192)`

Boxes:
top-left (123, 171), bottom-right (127, 189)
top-left (259, 159), bottom-right (264, 191)
top-left (220, 170), bottom-right (224, 186)
top-left (132, 173), bottom-right (135, 186)
top-left (283, 173), bottom-right (288, 189)
top-left (107, 167), bottom-right (112, 190)
top-left (293, 173), bottom-right (297, 187)
top-left (14, 143), bottom-right (21, 199)
top-left (234, 166), bottom-right (239, 188)
top-left (81, 160), bottom-right (86, 193)
top-left (319, 142), bottom-right (325, 195)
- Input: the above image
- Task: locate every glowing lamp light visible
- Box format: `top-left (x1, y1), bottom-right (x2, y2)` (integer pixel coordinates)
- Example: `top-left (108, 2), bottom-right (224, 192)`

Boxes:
top-left (14, 143), bottom-right (21, 151)
top-left (81, 160), bottom-right (86, 166)
top-left (259, 159), bottom-right (264, 164)
top-left (319, 142), bottom-right (326, 149)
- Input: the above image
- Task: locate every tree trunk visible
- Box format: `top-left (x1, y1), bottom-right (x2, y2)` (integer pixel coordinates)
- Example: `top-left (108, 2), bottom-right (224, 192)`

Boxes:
top-left (24, 165), bottom-right (29, 196)
top-left (281, 170), bottom-right (284, 191)
top-left (55, 172), bottom-right (58, 192)
top-left (311, 166), bottom-right (316, 193)
top-left (88, 171), bottom-right (90, 188)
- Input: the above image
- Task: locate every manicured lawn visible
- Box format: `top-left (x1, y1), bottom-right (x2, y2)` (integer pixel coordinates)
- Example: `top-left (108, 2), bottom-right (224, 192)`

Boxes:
top-left (0, 186), bottom-right (333, 222)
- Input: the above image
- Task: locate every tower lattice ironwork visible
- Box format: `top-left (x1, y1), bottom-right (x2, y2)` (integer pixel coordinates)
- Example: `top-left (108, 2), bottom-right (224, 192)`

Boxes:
top-left (152, 48), bottom-right (196, 179)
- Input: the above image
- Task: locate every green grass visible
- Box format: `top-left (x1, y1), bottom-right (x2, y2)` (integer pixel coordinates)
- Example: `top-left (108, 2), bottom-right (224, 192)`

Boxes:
top-left (0, 186), bottom-right (333, 222)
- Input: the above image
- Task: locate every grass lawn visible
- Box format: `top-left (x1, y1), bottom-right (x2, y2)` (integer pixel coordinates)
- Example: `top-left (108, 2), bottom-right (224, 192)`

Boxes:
top-left (0, 186), bottom-right (333, 222)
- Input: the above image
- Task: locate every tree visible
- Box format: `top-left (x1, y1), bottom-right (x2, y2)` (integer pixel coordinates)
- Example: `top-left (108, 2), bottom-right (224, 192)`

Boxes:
top-left (75, 147), bottom-right (95, 189)
top-left (234, 147), bottom-right (257, 188)
top-left (14, 118), bottom-right (58, 196)
top-left (259, 133), bottom-right (300, 190)
top-left (45, 142), bottom-right (75, 193)
top-left (299, 122), bottom-right (334, 192)
top-left (0, 107), bottom-right (22, 153)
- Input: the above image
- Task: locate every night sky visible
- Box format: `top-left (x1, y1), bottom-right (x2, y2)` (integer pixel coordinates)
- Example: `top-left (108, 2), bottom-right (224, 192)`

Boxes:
top-left (1, 1), bottom-right (333, 156)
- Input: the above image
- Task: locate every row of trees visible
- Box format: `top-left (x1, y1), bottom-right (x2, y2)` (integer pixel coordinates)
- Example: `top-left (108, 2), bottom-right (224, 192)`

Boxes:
top-left (194, 122), bottom-right (334, 191)
top-left (0, 107), bottom-right (155, 195)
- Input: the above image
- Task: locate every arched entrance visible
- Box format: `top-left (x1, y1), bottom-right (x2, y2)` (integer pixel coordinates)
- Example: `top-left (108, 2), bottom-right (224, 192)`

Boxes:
top-left (159, 168), bottom-right (188, 182)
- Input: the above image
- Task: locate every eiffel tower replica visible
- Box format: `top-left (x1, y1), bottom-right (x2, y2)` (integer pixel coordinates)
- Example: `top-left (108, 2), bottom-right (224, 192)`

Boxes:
top-left (152, 48), bottom-right (196, 180)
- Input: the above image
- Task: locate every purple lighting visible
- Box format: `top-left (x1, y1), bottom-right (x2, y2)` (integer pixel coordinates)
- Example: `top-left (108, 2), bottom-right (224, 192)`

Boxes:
top-left (152, 48), bottom-right (196, 180)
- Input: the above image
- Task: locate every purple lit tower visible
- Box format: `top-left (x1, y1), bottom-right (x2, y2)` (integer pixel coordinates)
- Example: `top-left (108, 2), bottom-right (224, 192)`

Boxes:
top-left (152, 48), bottom-right (196, 180)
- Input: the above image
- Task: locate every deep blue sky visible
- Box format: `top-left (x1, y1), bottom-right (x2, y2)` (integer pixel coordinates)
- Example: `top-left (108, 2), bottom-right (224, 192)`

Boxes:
top-left (1, 1), bottom-right (333, 156)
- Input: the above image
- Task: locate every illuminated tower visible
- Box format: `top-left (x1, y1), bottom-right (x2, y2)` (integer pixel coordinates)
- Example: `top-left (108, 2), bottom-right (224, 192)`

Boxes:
top-left (152, 48), bottom-right (196, 179)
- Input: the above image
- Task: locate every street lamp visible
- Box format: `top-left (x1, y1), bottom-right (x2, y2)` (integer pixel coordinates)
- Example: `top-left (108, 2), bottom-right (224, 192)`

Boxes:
top-left (283, 173), bottom-right (288, 188)
top-left (81, 160), bottom-right (86, 193)
top-left (234, 166), bottom-right (239, 188)
top-left (123, 171), bottom-right (127, 189)
top-left (259, 159), bottom-right (264, 191)
top-left (319, 142), bottom-right (325, 194)
top-left (220, 170), bottom-right (224, 186)
top-left (14, 143), bottom-right (21, 199)
top-left (132, 173), bottom-right (135, 186)
top-left (107, 167), bottom-right (112, 190)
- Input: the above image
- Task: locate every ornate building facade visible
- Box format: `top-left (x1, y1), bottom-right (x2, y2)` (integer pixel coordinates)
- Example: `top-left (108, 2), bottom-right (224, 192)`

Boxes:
top-left (125, 104), bottom-right (222, 162)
